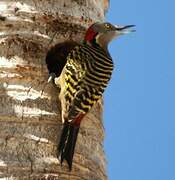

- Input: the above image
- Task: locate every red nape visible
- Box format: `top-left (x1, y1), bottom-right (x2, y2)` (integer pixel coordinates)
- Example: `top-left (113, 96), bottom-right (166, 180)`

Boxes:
top-left (74, 114), bottom-right (85, 126)
top-left (84, 26), bottom-right (97, 42)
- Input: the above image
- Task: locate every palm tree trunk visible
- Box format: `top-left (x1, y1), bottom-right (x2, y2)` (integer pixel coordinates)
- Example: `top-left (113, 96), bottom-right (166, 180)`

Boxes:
top-left (0, 0), bottom-right (109, 179)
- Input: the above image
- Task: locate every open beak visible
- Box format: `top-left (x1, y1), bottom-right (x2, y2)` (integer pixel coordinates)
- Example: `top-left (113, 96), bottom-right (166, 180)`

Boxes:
top-left (115, 25), bottom-right (136, 34)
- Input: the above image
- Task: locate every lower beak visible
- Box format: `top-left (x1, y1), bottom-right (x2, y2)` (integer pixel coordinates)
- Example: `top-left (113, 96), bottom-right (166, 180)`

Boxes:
top-left (115, 25), bottom-right (136, 34)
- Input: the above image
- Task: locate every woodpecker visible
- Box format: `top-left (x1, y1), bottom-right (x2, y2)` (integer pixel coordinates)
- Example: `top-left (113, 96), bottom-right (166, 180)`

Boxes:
top-left (46, 22), bottom-right (135, 170)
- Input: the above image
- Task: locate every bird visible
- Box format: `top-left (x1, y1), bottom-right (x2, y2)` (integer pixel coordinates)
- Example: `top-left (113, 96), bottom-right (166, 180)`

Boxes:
top-left (46, 22), bottom-right (135, 170)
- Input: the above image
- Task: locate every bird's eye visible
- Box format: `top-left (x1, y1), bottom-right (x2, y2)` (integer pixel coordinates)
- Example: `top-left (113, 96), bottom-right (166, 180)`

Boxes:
top-left (105, 23), bottom-right (110, 29)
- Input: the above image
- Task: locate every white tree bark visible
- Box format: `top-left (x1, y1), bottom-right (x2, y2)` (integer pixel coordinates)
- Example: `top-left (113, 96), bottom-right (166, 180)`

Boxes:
top-left (0, 0), bottom-right (109, 179)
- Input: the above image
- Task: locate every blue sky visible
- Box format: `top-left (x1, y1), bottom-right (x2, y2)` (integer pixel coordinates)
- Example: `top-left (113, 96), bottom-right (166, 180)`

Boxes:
top-left (104, 0), bottom-right (175, 180)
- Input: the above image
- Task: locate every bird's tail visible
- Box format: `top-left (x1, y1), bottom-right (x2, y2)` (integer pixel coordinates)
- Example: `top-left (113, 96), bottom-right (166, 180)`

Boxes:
top-left (57, 122), bottom-right (80, 171)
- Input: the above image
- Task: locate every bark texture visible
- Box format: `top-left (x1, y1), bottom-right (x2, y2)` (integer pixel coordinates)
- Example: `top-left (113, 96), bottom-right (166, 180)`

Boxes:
top-left (0, 0), bottom-right (109, 179)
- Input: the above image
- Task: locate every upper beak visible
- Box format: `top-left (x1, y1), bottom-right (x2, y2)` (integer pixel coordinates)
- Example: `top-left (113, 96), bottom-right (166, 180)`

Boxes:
top-left (115, 25), bottom-right (136, 34)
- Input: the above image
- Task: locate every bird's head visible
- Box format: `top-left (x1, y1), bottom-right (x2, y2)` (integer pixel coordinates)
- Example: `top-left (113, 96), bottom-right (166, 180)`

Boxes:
top-left (84, 22), bottom-right (135, 50)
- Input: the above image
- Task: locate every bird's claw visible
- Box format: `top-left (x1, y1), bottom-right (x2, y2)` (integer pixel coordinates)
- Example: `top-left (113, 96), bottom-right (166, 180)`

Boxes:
top-left (48, 73), bottom-right (56, 83)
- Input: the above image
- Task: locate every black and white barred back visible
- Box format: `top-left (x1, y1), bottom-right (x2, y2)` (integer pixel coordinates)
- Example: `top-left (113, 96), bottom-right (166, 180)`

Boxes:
top-left (63, 42), bottom-right (114, 120)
